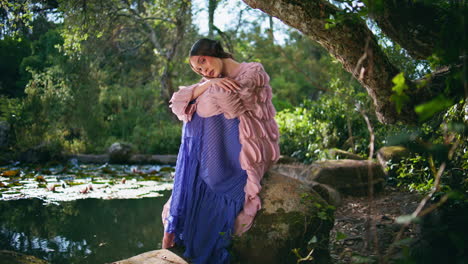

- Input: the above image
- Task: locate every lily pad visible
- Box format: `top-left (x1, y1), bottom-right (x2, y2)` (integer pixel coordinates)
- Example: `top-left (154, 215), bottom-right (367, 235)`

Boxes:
top-left (35, 176), bottom-right (47, 183)
top-left (65, 181), bottom-right (86, 186)
top-left (159, 167), bottom-right (174, 172)
top-left (8, 182), bottom-right (23, 187)
top-left (1, 170), bottom-right (20, 177)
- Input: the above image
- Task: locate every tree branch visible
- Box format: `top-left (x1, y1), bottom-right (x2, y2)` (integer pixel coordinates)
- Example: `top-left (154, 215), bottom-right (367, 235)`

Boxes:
top-left (242, 0), bottom-right (402, 124)
top-left (368, 0), bottom-right (446, 60)
top-left (242, 0), bottom-right (465, 125)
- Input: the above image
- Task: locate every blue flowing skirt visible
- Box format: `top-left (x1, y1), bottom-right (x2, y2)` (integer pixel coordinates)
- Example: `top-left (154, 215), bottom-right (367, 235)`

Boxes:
top-left (165, 111), bottom-right (247, 264)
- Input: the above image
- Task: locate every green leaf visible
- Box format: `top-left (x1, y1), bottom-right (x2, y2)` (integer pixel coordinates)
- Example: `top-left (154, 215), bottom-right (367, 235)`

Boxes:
top-left (308, 236), bottom-right (317, 245)
top-left (415, 95), bottom-right (454, 121)
top-left (390, 73), bottom-right (410, 113)
top-left (336, 231), bottom-right (347, 241)
top-left (392, 72), bottom-right (408, 95)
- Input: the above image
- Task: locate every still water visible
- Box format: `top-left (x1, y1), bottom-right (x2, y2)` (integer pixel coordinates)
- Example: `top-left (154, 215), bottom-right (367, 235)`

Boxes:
top-left (0, 162), bottom-right (174, 263)
top-left (0, 193), bottom-right (171, 264)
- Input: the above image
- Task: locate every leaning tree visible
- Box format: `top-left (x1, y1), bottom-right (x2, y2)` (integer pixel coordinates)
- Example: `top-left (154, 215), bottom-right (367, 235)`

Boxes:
top-left (242, 0), bottom-right (467, 125)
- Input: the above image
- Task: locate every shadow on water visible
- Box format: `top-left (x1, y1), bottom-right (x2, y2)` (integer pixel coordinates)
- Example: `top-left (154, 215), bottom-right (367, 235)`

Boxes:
top-left (0, 191), bottom-right (171, 264)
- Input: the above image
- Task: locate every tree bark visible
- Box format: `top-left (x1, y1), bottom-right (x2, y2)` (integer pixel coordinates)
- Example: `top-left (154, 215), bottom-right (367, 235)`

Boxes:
top-left (268, 14), bottom-right (274, 44)
top-left (242, 0), bottom-right (465, 124)
top-left (160, 0), bottom-right (191, 101)
top-left (208, 0), bottom-right (218, 38)
top-left (242, 0), bottom-right (404, 124)
top-left (368, 0), bottom-right (446, 60)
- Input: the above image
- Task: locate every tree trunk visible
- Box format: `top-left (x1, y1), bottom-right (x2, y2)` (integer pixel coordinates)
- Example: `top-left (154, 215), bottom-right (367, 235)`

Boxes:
top-left (160, 0), bottom-right (191, 102)
top-left (241, 0), bottom-right (464, 124)
top-left (208, 0), bottom-right (218, 38)
top-left (268, 15), bottom-right (274, 44)
top-left (242, 0), bottom-right (404, 124)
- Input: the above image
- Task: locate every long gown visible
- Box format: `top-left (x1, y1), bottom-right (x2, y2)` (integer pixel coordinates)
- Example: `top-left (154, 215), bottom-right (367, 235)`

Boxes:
top-left (165, 109), bottom-right (247, 263)
top-left (162, 62), bottom-right (280, 264)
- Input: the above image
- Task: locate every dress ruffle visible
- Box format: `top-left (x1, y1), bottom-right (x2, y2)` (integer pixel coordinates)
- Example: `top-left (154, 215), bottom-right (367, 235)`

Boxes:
top-left (169, 83), bottom-right (201, 122)
top-left (206, 63), bottom-right (280, 234)
top-left (166, 62), bottom-right (280, 236)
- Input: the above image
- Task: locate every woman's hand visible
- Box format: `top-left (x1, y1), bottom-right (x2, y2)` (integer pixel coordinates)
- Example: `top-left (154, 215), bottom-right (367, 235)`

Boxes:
top-left (209, 77), bottom-right (241, 92)
top-left (191, 77), bottom-right (241, 101)
top-left (162, 231), bottom-right (175, 249)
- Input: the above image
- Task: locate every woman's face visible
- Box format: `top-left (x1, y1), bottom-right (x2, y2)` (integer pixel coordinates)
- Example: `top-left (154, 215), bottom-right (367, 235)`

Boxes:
top-left (189, 55), bottom-right (223, 78)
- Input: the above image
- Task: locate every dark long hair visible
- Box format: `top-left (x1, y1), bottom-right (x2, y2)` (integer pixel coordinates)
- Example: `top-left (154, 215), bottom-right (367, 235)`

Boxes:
top-left (189, 38), bottom-right (233, 59)
top-left (189, 39), bottom-right (233, 78)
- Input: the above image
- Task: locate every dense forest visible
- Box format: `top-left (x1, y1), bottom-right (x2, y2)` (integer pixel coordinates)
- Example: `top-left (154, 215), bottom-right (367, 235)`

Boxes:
top-left (0, 0), bottom-right (467, 263)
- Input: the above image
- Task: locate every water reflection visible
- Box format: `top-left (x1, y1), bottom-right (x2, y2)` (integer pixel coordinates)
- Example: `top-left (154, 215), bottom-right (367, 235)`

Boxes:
top-left (0, 193), bottom-right (171, 263)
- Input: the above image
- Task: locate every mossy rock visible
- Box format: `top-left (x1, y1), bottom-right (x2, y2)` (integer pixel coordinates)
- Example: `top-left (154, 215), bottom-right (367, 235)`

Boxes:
top-left (0, 250), bottom-right (48, 264)
top-left (377, 146), bottom-right (410, 177)
top-left (108, 142), bottom-right (135, 164)
top-left (376, 146), bottom-right (409, 162)
top-left (310, 182), bottom-right (342, 207)
top-left (109, 249), bottom-right (188, 264)
top-left (276, 155), bottom-right (300, 164)
top-left (271, 160), bottom-right (385, 196)
top-left (325, 148), bottom-right (365, 160)
top-left (231, 171), bottom-right (334, 264)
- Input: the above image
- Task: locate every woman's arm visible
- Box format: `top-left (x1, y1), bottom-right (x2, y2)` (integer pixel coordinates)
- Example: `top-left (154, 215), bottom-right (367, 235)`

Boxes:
top-left (191, 78), bottom-right (239, 100)
top-left (170, 78), bottom-right (240, 122)
top-left (207, 62), bottom-right (270, 119)
top-left (169, 79), bottom-right (211, 122)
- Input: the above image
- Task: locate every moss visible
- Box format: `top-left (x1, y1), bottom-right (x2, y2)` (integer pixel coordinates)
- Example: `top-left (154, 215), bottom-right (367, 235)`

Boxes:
top-left (231, 204), bottom-right (334, 264)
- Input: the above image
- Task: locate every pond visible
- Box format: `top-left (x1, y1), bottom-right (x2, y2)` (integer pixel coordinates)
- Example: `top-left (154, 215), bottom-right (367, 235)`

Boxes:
top-left (0, 161), bottom-right (174, 264)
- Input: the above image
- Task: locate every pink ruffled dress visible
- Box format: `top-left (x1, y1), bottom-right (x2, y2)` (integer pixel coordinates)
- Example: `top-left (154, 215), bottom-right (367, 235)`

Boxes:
top-left (161, 62), bottom-right (280, 262)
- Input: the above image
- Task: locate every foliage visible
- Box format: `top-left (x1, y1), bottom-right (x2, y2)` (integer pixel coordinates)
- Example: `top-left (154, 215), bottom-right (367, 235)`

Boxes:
top-left (275, 76), bottom-right (380, 163)
top-left (0, 0), bottom-right (34, 37)
top-left (0, 95), bottom-right (22, 123)
top-left (0, 0), bottom-right (198, 156)
top-left (230, 28), bottom-right (336, 110)
top-left (385, 99), bottom-right (467, 195)
top-left (0, 35), bottom-right (31, 97)
top-left (392, 153), bottom-right (435, 193)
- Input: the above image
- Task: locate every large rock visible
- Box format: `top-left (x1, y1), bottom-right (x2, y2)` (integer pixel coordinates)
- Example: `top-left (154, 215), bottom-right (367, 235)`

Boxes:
top-left (325, 148), bottom-right (365, 160)
top-left (376, 146), bottom-right (409, 163)
top-left (309, 181), bottom-right (342, 207)
top-left (276, 154), bottom-right (300, 164)
top-left (271, 159), bottom-right (385, 196)
top-left (231, 171), bottom-right (334, 264)
top-left (376, 146), bottom-right (409, 177)
top-left (108, 142), bottom-right (134, 164)
top-left (110, 249), bottom-right (188, 264)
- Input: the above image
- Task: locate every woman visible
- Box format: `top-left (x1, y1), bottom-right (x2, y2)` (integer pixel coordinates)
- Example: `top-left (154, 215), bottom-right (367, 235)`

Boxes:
top-left (161, 38), bottom-right (280, 263)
